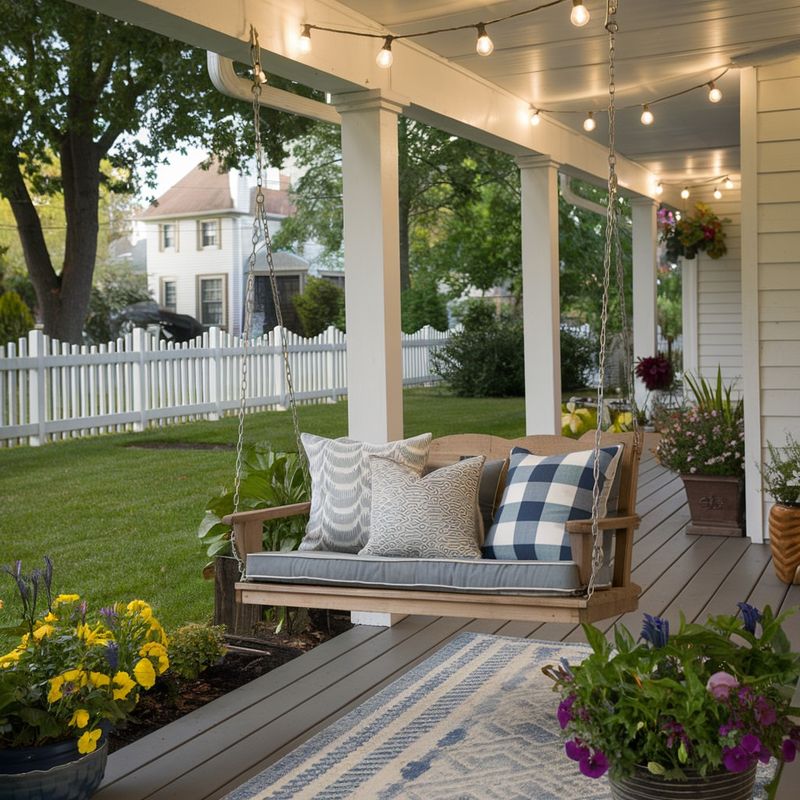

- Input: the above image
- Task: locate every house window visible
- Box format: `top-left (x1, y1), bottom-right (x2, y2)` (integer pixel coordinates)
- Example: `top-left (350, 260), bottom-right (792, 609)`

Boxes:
top-left (198, 275), bottom-right (226, 327)
top-left (198, 219), bottom-right (221, 248)
top-left (160, 223), bottom-right (177, 250)
top-left (162, 280), bottom-right (177, 312)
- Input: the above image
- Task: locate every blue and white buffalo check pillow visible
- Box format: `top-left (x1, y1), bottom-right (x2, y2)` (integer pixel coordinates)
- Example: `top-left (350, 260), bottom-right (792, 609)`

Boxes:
top-left (482, 445), bottom-right (623, 561)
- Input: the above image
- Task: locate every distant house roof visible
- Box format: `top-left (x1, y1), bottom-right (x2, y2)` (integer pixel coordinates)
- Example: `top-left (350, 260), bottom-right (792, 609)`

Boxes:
top-left (139, 162), bottom-right (237, 220)
top-left (250, 174), bottom-right (295, 218)
top-left (243, 250), bottom-right (309, 272)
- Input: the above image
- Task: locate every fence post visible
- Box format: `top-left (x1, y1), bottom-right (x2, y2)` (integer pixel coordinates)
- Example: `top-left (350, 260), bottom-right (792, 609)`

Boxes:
top-left (27, 329), bottom-right (46, 446)
top-left (325, 326), bottom-right (337, 403)
top-left (131, 328), bottom-right (148, 432)
top-left (208, 327), bottom-right (222, 420)
top-left (272, 325), bottom-right (287, 410)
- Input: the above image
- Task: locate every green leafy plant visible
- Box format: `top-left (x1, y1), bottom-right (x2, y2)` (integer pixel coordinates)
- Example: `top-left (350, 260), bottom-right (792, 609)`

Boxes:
top-left (548, 605), bottom-right (800, 798)
top-left (684, 368), bottom-right (743, 425)
top-left (561, 402), bottom-right (597, 438)
top-left (0, 558), bottom-right (168, 751)
top-left (659, 203), bottom-right (729, 261)
top-left (167, 624), bottom-right (227, 680)
top-left (197, 443), bottom-right (310, 563)
top-left (0, 289), bottom-right (34, 347)
top-left (760, 435), bottom-right (800, 506)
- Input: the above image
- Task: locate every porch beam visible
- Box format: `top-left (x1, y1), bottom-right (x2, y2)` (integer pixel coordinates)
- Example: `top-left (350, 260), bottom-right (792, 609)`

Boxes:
top-left (518, 155), bottom-right (561, 435)
top-left (335, 89), bottom-right (405, 443)
top-left (630, 198), bottom-right (659, 412)
top-left (70, 0), bottom-right (658, 199)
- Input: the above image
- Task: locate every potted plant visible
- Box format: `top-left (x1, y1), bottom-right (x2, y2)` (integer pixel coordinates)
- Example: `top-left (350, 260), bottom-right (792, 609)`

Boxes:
top-left (548, 604), bottom-right (800, 800)
top-left (658, 203), bottom-right (729, 261)
top-left (760, 434), bottom-right (800, 584)
top-left (656, 369), bottom-right (745, 535)
top-left (634, 354), bottom-right (677, 425)
top-left (0, 558), bottom-right (169, 800)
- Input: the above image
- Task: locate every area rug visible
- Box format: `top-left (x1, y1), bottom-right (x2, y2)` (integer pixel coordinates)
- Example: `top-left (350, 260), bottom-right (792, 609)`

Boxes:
top-left (225, 632), bottom-right (775, 800)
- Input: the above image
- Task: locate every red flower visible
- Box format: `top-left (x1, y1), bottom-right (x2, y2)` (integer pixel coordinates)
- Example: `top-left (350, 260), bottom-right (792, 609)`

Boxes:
top-left (635, 355), bottom-right (674, 391)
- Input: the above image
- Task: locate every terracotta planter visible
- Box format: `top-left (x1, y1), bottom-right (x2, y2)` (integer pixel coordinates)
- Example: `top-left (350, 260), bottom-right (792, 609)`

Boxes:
top-left (768, 503), bottom-right (800, 584)
top-left (609, 763), bottom-right (756, 800)
top-left (680, 474), bottom-right (744, 537)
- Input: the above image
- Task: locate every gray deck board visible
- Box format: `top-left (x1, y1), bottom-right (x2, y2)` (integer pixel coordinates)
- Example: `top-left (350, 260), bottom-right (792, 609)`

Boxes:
top-left (96, 454), bottom-right (800, 800)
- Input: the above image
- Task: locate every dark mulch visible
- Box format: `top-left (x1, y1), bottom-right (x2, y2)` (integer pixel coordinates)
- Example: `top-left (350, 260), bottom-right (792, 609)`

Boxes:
top-left (108, 613), bottom-right (352, 754)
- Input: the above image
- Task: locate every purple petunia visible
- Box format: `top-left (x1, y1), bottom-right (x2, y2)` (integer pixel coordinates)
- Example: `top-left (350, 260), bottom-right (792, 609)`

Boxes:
top-left (565, 739), bottom-right (590, 762)
top-left (722, 745), bottom-right (753, 773)
top-left (783, 739), bottom-right (797, 763)
top-left (579, 749), bottom-right (610, 779)
top-left (707, 671), bottom-right (739, 700)
top-left (558, 695), bottom-right (577, 729)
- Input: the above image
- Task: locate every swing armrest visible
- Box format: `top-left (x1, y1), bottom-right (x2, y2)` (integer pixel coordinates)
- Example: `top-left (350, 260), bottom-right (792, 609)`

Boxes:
top-left (565, 514), bottom-right (640, 535)
top-left (223, 502), bottom-right (312, 558)
top-left (567, 514), bottom-right (640, 587)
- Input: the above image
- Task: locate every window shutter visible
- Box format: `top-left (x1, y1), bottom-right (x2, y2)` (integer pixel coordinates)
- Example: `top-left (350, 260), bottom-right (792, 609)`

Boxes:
top-left (196, 220), bottom-right (202, 250)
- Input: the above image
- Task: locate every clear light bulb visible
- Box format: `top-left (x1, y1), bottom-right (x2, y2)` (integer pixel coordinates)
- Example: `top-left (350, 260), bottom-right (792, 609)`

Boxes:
top-left (724, 177), bottom-right (734, 190)
top-left (570, 0), bottom-right (590, 27)
top-left (708, 81), bottom-right (722, 103)
top-left (529, 108), bottom-right (542, 126)
top-left (655, 182), bottom-right (664, 196)
top-left (376, 38), bottom-right (393, 69)
top-left (681, 187), bottom-right (690, 200)
top-left (476, 23), bottom-right (494, 56)
top-left (641, 104), bottom-right (654, 126)
top-left (583, 111), bottom-right (596, 132)
top-left (713, 187), bottom-right (722, 199)
top-left (675, 211), bottom-right (682, 221)
top-left (299, 25), bottom-right (312, 55)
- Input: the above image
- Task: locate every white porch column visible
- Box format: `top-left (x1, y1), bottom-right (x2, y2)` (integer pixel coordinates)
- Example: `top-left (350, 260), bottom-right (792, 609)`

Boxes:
top-left (334, 90), bottom-right (406, 443)
top-left (517, 155), bottom-right (561, 435)
top-left (630, 198), bottom-right (659, 411)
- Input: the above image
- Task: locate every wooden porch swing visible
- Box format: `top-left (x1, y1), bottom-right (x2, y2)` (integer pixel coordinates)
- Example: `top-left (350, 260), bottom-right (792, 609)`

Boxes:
top-left (226, 9), bottom-right (642, 626)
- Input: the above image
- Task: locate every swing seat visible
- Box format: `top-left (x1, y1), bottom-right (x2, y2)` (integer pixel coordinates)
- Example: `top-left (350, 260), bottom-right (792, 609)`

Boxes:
top-left (228, 432), bottom-right (642, 624)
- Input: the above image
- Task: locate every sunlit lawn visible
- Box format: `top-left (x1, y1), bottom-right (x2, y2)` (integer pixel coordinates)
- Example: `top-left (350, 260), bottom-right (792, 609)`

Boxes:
top-left (0, 387), bottom-right (525, 636)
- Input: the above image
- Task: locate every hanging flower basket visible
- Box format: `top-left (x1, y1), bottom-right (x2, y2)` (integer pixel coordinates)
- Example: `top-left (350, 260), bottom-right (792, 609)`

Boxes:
top-left (658, 203), bottom-right (729, 261)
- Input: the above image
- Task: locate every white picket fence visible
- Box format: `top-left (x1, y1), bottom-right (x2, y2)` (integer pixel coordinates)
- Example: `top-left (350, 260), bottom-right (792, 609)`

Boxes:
top-left (0, 326), bottom-right (450, 446)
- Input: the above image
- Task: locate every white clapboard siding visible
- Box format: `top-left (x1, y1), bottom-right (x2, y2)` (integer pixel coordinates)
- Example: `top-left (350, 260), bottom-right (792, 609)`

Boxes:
top-left (0, 326), bottom-right (450, 446)
top-left (754, 57), bottom-right (800, 537)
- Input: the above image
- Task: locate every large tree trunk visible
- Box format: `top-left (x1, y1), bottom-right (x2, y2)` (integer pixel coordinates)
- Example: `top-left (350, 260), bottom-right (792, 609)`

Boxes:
top-left (398, 193), bottom-right (411, 291)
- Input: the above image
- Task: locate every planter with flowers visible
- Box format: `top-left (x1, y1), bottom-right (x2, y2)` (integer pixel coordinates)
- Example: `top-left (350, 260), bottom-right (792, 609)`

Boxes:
top-left (548, 604), bottom-right (800, 800)
top-left (658, 203), bottom-right (729, 262)
top-left (760, 434), bottom-right (800, 584)
top-left (657, 369), bottom-right (745, 536)
top-left (0, 558), bottom-right (169, 800)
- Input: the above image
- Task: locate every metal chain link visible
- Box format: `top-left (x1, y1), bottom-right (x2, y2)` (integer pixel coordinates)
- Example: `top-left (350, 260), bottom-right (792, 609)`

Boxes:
top-left (230, 27), bottom-right (309, 575)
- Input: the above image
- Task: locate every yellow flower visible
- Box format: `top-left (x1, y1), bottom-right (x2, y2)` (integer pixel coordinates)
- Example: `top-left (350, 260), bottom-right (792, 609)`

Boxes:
top-left (112, 671), bottom-right (136, 700)
top-left (54, 593), bottom-right (80, 606)
top-left (69, 709), bottom-right (90, 729)
top-left (0, 599), bottom-right (3, 609)
top-left (89, 671), bottom-right (111, 688)
top-left (140, 641), bottom-right (170, 674)
top-left (62, 668), bottom-right (87, 686)
top-left (48, 675), bottom-right (65, 703)
top-left (77, 623), bottom-right (109, 646)
top-left (77, 729), bottom-right (102, 754)
top-left (0, 650), bottom-right (22, 668)
top-left (32, 623), bottom-right (54, 641)
top-left (43, 611), bottom-right (58, 623)
top-left (133, 658), bottom-right (156, 689)
top-left (126, 600), bottom-right (152, 621)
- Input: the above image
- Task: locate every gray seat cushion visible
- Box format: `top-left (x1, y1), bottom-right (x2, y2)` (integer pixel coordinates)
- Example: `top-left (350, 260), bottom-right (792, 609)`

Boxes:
top-left (245, 551), bottom-right (584, 595)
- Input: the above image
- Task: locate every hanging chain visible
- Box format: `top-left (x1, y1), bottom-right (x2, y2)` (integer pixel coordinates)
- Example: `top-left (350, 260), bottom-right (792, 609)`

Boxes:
top-left (587, 0), bottom-right (620, 599)
top-left (231, 27), bottom-right (309, 574)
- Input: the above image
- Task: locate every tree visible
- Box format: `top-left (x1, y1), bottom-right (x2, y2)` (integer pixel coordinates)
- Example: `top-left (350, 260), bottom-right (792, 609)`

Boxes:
top-left (0, 0), bottom-right (318, 342)
top-left (657, 262), bottom-right (682, 365)
top-left (292, 276), bottom-right (344, 337)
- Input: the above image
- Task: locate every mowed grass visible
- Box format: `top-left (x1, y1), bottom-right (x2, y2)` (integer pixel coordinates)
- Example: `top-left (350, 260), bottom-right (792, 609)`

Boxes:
top-left (0, 388), bottom-right (525, 635)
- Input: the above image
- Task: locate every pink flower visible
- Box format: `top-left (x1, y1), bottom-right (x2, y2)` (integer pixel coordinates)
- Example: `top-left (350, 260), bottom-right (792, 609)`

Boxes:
top-left (707, 671), bottom-right (739, 699)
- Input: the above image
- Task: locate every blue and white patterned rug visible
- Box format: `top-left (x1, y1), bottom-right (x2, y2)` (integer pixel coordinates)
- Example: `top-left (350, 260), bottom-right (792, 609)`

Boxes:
top-left (224, 632), bottom-right (775, 800)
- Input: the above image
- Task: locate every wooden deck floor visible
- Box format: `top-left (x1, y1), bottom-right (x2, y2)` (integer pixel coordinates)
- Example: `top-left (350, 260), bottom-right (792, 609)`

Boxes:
top-left (96, 445), bottom-right (800, 800)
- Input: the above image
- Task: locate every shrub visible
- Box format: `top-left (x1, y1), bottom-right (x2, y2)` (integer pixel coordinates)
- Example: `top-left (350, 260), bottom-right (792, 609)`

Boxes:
top-left (292, 276), bottom-right (345, 337)
top-left (431, 302), bottom-right (524, 397)
top-left (560, 327), bottom-right (597, 391)
top-left (168, 624), bottom-right (227, 680)
top-left (84, 266), bottom-right (151, 344)
top-left (401, 268), bottom-right (449, 333)
top-left (0, 289), bottom-right (35, 346)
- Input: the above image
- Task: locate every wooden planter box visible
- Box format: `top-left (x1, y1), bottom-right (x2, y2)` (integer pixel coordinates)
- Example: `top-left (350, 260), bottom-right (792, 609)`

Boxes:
top-left (681, 474), bottom-right (744, 537)
top-left (768, 504), bottom-right (800, 583)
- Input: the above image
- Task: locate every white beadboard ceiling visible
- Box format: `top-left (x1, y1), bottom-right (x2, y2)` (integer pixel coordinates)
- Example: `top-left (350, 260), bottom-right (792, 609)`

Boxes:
top-left (334, 0), bottom-right (800, 186)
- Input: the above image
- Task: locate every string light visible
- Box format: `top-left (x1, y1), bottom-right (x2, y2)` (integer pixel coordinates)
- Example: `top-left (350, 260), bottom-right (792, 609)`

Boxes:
top-left (582, 111), bottom-right (596, 131)
top-left (641, 104), bottom-right (654, 126)
top-left (529, 107), bottom-right (542, 126)
top-left (475, 22), bottom-right (494, 56)
top-left (708, 81), bottom-right (722, 103)
top-left (299, 24), bottom-right (312, 54)
top-left (724, 176), bottom-right (734, 190)
top-left (713, 186), bottom-right (722, 199)
top-left (376, 36), bottom-right (394, 68)
top-left (570, 0), bottom-right (590, 27)
top-left (675, 211), bottom-right (682, 221)
top-left (681, 187), bottom-right (690, 199)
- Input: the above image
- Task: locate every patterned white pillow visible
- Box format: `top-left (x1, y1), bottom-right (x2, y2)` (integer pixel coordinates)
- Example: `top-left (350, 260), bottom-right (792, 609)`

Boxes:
top-left (299, 432), bottom-right (432, 553)
top-left (360, 455), bottom-right (485, 559)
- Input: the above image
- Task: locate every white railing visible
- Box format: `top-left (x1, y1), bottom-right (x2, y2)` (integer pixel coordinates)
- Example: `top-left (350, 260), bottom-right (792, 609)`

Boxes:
top-left (0, 326), bottom-right (450, 446)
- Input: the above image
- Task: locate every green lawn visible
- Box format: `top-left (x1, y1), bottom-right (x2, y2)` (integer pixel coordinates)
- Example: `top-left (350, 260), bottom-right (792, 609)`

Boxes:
top-left (0, 388), bottom-right (525, 635)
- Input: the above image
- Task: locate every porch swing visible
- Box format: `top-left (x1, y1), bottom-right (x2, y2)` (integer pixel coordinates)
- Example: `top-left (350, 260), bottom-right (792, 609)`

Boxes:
top-left (225, 10), bottom-right (642, 626)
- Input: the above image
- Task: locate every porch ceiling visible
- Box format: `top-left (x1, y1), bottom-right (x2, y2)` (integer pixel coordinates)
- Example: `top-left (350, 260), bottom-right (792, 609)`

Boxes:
top-left (337, 0), bottom-right (800, 184)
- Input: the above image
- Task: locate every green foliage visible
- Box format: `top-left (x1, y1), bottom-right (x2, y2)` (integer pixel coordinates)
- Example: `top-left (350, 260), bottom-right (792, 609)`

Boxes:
top-left (760, 434), bottom-right (800, 506)
top-left (0, 289), bottom-right (34, 346)
top-left (431, 302), bottom-right (524, 397)
top-left (684, 367), bottom-right (743, 426)
top-left (401, 267), bottom-right (449, 333)
top-left (560, 328), bottom-right (597, 391)
top-left (197, 443), bottom-right (310, 564)
top-left (657, 264), bottom-right (682, 366)
top-left (84, 265), bottom-right (151, 344)
top-left (167, 623), bottom-right (227, 680)
top-left (660, 203), bottom-right (729, 261)
top-left (292, 276), bottom-right (345, 338)
top-left (550, 606), bottom-right (800, 785)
